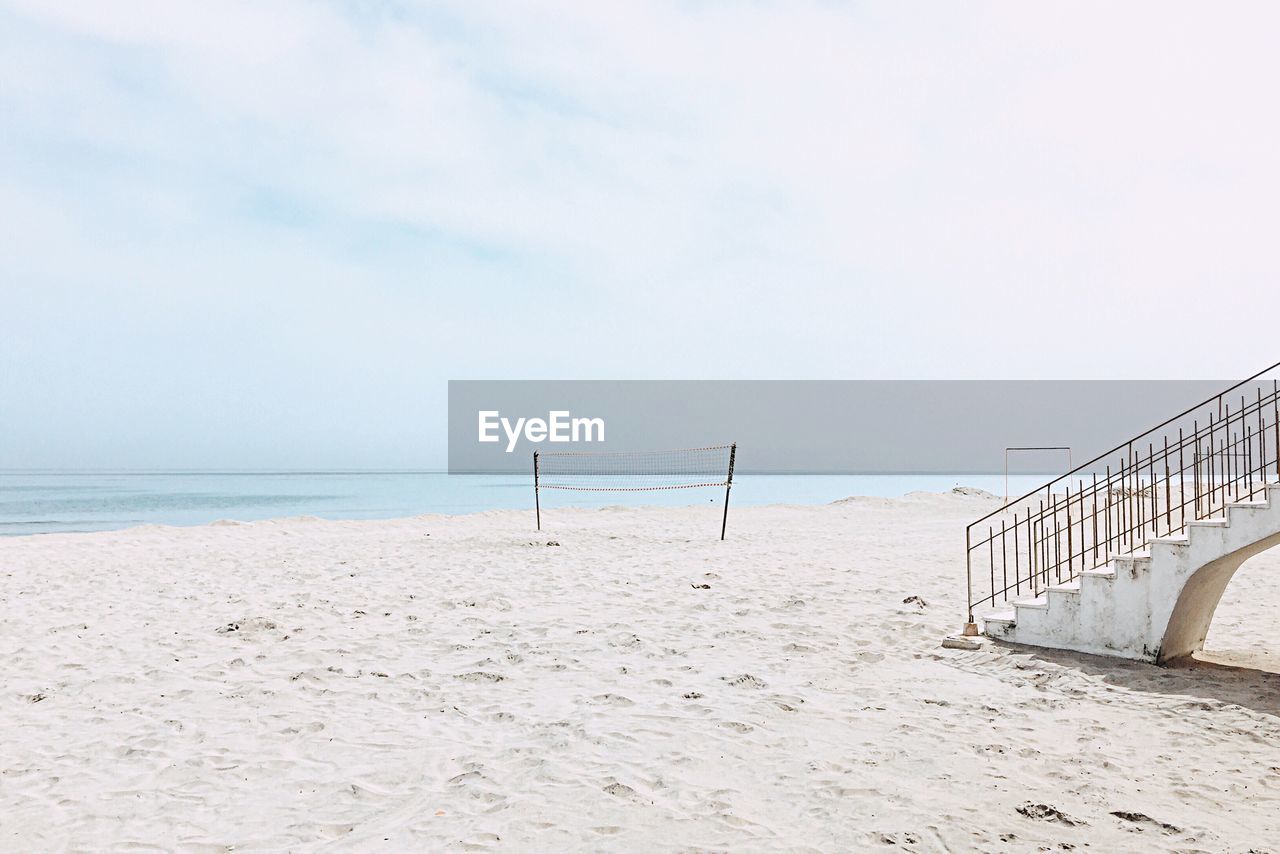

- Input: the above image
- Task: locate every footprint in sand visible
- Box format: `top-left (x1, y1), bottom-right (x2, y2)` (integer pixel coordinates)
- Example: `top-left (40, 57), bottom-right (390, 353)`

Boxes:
top-left (455, 671), bottom-right (505, 683)
top-left (1016, 802), bottom-right (1085, 826)
top-left (719, 721), bottom-right (754, 733)
top-left (1110, 811), bottom-right (1181, 835)
top-left (458, 832), bottom-right (502, 850)
top-left (602, 782), bottom-right (648, 803)
top-left (214, 617), bottom-right (277, 636)
top-left (873, 831), bottom-right (921, 845)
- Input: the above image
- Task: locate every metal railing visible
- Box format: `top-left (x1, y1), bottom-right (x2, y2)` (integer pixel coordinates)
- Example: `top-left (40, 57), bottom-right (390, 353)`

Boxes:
top-left (965, 363), bottom-right (1280, 623)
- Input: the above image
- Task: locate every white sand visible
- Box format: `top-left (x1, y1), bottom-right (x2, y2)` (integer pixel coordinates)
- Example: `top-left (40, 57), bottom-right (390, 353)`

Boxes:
top-left (4, 492), bottom-right (1280, 851)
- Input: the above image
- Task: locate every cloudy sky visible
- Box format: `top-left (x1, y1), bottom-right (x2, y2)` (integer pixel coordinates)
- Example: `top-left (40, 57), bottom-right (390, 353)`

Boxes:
top-left (3, 2), bottom-right (1278, 468)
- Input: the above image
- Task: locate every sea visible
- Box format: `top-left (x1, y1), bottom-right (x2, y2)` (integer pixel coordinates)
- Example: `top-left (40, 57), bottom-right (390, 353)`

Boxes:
top-left (0, 471), bottom-right (1052, 536)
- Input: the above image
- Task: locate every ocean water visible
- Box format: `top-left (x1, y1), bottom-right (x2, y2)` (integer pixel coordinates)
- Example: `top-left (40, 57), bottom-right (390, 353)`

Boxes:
top-left (0, 471), bottom-right (1051, 536)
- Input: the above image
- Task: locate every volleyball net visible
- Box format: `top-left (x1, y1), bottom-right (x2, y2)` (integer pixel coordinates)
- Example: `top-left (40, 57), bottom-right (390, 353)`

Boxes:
top-left (533, 443), bottom-right (737, 538)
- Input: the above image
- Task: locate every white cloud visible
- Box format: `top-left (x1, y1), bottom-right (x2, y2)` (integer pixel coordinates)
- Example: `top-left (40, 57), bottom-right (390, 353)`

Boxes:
top-left (3, 1), bottom-right (1280, 465)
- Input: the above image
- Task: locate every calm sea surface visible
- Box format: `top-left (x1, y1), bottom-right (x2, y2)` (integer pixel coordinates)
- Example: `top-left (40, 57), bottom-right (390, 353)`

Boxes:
top-left (0, 472), bottom-right (1050, 536)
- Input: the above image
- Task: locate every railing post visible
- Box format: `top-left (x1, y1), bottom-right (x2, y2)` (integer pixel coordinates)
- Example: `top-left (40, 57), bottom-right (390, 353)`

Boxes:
top-left (1065, 487), bottom-right (1073, 580)
top-left (1091, 474), bottom-right (1099, 565)
top-left (1178, 428), bottom-right (1185, 529)
top-left (1013, 512), bottom-right (1021, 596)
top-left (1104, 464), bottom-right (1112, 557)
top-left (1194, 445), bottom-right (1201, 519)
top-left (964, 526), bottom-right (973, 625)
top-left (1273, 380), bottom-right (1279, 479)
top-left (963, 526), bottom-right (979, 635)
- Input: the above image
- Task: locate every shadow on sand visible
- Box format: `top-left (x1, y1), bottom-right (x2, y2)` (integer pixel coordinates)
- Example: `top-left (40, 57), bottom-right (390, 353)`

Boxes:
top-left (1004, 642), bottom-right (1280, 718)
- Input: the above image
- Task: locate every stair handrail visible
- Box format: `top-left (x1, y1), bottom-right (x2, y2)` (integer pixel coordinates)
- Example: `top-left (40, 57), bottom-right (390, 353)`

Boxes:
top-left (965, 360), bottom-right (1280, 626)
top-left (970, 361), bottom-right (1280, 529)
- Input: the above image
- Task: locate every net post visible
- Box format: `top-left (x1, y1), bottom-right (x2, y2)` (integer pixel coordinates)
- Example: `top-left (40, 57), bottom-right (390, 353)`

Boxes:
top-left (720, 443), bottom-right (736, 540)
top-left (533, 451), bottom-right (541, 531)
top-left (963, 525), bottom-right (978, 635)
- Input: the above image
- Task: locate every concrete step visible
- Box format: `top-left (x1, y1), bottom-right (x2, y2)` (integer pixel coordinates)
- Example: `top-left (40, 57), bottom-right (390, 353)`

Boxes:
top-left (982, 610), bottom-right (1015, 628)
top-left (1108, 553), bottom-right (1152, 579)
top-left (1047, 580), bottom-right (1081, 604)
top-left (981, 609), bottom-right (1017, 640)
top-left (1012, 595), bottom-right (1049, 634)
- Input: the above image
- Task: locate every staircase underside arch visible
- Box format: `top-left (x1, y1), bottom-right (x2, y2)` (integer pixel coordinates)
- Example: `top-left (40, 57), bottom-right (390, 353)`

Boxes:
top-left (1159, 529), bottom-right (1280, 662)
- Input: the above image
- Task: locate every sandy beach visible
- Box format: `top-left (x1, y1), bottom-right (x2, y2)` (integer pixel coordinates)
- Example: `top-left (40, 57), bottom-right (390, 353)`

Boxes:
top-left (4, 490), bottom-right (1279, 851)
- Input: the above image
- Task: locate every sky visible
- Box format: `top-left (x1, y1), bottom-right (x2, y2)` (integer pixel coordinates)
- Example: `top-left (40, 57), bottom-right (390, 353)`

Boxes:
top-left (2, 1), bottom-right (1279, 469)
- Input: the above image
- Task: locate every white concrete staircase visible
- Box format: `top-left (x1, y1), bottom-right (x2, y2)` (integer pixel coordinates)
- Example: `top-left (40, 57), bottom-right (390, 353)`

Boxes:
top-left (982, 483), bottom-right (1280, 663)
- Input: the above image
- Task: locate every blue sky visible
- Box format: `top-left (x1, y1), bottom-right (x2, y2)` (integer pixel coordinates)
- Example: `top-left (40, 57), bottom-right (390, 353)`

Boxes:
top-left (3, 1), bottom-right (1279, 468)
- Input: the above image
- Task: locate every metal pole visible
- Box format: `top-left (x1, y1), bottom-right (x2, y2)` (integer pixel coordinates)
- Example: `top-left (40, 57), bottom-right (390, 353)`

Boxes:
top-left (533, 451), bottom-right (541, 531)
top-left (1003, 446), bottom-right (1071, 504)
top-left (720, 443), bottom-right (736, 541)
top-left (965, 526), bottom-right (974, 626)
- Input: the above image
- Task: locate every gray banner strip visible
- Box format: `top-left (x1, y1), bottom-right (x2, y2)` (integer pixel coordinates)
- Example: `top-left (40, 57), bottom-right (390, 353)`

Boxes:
top-left (448, 380), bottom-right (1277, 474)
